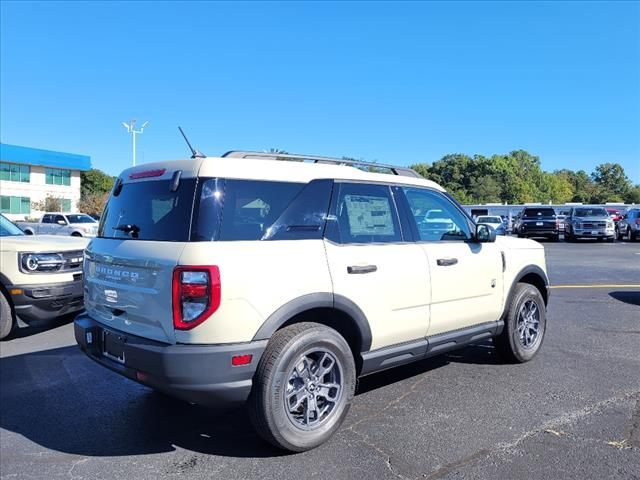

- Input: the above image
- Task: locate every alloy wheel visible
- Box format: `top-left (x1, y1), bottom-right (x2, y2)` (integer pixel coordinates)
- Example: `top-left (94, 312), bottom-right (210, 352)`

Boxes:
top-left (284, 350), bottom-right (343, 430)
top-left (516, 299), bottom-right (541, 349)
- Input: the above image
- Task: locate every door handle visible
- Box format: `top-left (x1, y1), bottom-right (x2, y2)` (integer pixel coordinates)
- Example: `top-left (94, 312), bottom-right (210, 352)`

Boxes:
top-left (436, 258), bottom-right (458, 266)
top-left (347, 265), bottom-right (377, 274)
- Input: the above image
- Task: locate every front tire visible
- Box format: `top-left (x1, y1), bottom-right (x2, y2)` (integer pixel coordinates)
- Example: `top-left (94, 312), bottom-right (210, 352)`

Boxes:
top-left (0, 292), bottom-right (15, 340)
top-left (494, 283), bottom-right (547, 363)
top-left (249, 322), bottom-right (356, 452)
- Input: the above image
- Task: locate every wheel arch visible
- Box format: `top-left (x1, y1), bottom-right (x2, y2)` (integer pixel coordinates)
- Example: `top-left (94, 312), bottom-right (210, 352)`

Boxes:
top-left (0, 277), bottom-right (17, 324)
top-left (503, 265), bottom-right (549, 317)
top-left (252, 293), bottom-right (373, 373)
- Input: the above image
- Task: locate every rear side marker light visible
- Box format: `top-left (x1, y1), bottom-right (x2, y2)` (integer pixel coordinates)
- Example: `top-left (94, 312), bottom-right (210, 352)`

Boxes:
top-left (129, 168), bottom-right (166, 179)
top-left (172, 266), bottom-right (221, 330)
top-left (232, 354), bottom-right (253, 366)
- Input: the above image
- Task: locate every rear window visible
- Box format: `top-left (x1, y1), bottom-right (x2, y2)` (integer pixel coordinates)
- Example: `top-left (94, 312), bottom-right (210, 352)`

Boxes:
top-left (99, 179), bottom-right (197, 241)
top-left (477, 216), bottom-right (501, 223)
top-left (192, 178), bottom-right (332, 241)
top-left (99, 177), bottom-right (333, 242)
top-left (523, 208), bottom-right (556, 218)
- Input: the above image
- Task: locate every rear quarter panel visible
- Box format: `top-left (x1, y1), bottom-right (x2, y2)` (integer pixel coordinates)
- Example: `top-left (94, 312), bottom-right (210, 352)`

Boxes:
top-left (175, 240), bottom-right (333, 344)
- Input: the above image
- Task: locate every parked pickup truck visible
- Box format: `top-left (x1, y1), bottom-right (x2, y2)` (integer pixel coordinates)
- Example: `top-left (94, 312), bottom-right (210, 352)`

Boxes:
top-left (18, 212), bottom-right (98, 237)
top-left (0, 214), bottom-right (89, 339)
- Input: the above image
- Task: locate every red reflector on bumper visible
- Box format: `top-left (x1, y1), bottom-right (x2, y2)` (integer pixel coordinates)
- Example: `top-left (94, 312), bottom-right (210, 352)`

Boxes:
top-left (231, 354), bottom-right (253, 366)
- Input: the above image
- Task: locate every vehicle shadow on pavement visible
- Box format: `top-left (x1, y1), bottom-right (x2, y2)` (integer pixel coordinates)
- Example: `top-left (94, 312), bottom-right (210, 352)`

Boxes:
top-left (441, 341), bottom-right (504, 365)
top-left (0, 342), bottom-right (500, 459)
top-left (0, 345), bottom-right (285, 459)
top-left (6, 313), bottom-right (78, 340)
top-left (609, 291), bottom-right (640, 307)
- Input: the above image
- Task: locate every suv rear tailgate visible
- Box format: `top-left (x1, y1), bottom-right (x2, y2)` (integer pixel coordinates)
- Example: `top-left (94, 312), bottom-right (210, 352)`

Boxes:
top-left (85, 165), bottom-right (201, 344)
top-left (85, 239), bottom-right (186, 344)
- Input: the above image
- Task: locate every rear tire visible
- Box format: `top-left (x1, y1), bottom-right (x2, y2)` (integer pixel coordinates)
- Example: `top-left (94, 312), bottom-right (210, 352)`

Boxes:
top-left (494, 283), bottom-right (546, 363)
top-left (0, 292), bottom-right (15, 340)
top-left (249, 322), bottom-right (356, 452)
top-left (71, 232), bottom-right (83, 237)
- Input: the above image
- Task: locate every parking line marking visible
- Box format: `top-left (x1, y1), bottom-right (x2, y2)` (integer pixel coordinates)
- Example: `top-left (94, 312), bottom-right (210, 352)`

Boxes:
top-left (550, 284), bottom-right (640, 289)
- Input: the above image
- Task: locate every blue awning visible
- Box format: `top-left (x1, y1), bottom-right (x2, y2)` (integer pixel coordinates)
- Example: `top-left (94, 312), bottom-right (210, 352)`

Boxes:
top-left (0, 143), bottom-right (91, 171)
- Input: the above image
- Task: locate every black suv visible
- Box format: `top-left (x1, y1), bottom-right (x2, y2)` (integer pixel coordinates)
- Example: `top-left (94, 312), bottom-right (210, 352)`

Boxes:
top-left (517, 207), bottom-right (559, 241)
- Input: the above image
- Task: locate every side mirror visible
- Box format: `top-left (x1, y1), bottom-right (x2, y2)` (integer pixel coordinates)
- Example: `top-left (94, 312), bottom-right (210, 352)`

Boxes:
top-left (57, 219), bottom-right (67, 225)
top-left (476, 223), bottom-right (496, 243)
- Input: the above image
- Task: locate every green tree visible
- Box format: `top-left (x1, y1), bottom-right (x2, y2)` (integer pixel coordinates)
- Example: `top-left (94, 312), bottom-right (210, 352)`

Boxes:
top-left (469, 175), bottom-right (502, 203)
top-left (81, 169), bottom-right (115, 198)
top-left (538, 173), bottom-right (574, 204)
top-left (591, 163), bottom-right (631, 201)
top-left (625, 186), bottom-right (640, 204)
top-left (555, 169), bottom-right (597, 202)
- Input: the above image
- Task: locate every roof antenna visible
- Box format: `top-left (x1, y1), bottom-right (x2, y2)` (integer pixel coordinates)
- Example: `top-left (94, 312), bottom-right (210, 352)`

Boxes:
top-left (178, 126), bottom-right (206, 159)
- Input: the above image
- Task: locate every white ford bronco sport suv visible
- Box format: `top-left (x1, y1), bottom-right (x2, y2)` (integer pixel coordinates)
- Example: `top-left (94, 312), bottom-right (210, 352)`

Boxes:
top-left (1, 214), bottom-right (88, 339)
top-left (74, 151), bottom-right (549, 452)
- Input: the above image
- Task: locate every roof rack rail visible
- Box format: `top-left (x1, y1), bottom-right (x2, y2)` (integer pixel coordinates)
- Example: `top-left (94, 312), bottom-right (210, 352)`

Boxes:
top-left (221, 151), bottom-right (422, 178)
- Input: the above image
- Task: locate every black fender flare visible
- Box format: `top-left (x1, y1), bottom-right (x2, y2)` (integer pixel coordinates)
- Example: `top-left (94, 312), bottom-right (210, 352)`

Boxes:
top-left (252, 293), bottom-right (373, 353)
top-left (500, 265), bottom-right (550, 326)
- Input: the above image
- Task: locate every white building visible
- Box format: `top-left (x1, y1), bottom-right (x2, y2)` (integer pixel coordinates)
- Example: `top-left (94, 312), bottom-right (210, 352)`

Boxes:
top-left (0, 143), bottom-right (91, 221)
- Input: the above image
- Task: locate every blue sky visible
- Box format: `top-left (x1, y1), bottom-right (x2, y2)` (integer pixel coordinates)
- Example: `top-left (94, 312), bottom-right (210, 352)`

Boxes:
top-left (1, 1), bottom-right (639, 182)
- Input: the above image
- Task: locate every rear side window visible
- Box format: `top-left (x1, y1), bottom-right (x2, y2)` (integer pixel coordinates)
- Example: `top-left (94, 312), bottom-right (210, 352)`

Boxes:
top-left (523, 208), bottom-right (556, 218)
top-left (326, 183), bottom-right (402, 244)
top-left (99, 179), bottom-right (197, 241)
top-left (193, 179), bottom-right (333, 241)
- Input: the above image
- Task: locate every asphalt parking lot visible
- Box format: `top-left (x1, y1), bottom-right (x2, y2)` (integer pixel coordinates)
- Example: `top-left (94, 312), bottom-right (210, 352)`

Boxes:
top-left (1, 240), bottom-right (639, 480)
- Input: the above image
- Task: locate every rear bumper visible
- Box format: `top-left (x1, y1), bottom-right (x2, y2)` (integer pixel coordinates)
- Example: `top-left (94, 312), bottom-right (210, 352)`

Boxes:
top-left (10, 278), bottom-right (84, 323)
top-left (74, 314), bottom-right (267, 407)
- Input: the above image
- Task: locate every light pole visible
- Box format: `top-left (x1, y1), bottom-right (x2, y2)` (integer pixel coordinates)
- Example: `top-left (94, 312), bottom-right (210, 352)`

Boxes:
top-left (122, 119), bottom-right (149, 166)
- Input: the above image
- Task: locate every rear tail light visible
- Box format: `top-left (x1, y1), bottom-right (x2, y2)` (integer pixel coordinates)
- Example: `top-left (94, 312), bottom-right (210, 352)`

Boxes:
top-left (172, 266), bottom-right (221, 330)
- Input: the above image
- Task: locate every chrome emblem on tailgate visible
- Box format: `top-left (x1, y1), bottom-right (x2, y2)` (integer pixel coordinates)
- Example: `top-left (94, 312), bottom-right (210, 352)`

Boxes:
top-left (104, 289), bottom-right (118, 303)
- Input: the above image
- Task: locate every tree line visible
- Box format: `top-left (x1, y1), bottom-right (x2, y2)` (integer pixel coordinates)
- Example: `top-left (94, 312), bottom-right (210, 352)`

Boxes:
top-left (410, 150), bottom-right (639, 205)
top-left (34, 151), bottom-right (638, 216)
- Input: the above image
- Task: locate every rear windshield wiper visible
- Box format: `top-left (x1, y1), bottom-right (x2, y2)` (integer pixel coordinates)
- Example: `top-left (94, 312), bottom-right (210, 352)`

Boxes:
top-left (113, 224), bottom-right (140, 237)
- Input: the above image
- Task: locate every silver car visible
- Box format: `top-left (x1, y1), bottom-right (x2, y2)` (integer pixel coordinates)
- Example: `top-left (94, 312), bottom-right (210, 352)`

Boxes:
top-left (616, 208), bottom-right (640, 241)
